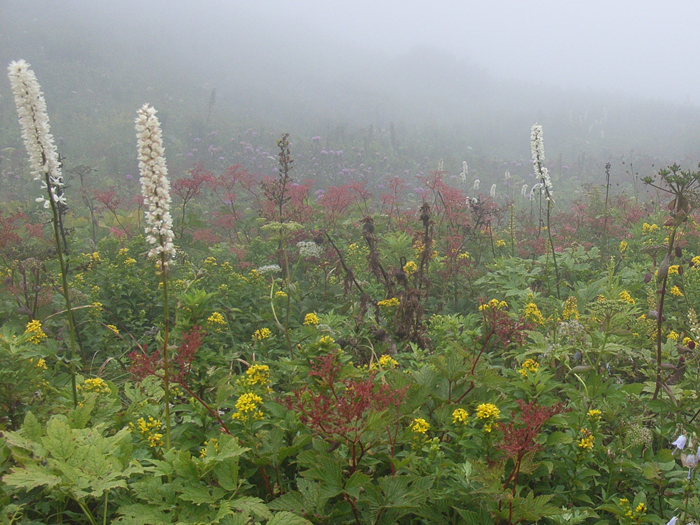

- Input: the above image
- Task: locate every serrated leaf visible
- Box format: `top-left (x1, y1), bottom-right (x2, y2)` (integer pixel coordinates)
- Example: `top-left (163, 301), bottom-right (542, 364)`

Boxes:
top-left (43, 418), bottom-right (75, 462)
top-left (231, 496), bottom-right (272, 520)
top-left (3, 462), bottom-right (61, 491)
top-left (214, 458), bottom-right (239, 491)
top-left (179, 484), bottom-right (215, 505)
top-left (266, 511), bottom-right (313, 525)
top-left (115, 503), bottom-right (170, 525)
top-left (267, 492), bottom-right (306, 513)
top-left (22, 411), bottom-right (43, 441)
top-left (344, 471), bottom-right (370, 499)
top-left (547, 431), bottom-right (573, 445)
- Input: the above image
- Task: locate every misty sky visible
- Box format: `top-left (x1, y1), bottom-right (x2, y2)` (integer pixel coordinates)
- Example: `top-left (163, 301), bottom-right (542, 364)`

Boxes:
top-left (248, 0), bottom-right (700, 105)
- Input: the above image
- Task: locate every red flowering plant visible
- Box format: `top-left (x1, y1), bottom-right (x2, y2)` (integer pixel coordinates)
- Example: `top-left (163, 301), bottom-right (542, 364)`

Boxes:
top-left (286, 351), bottom-right (408, 474)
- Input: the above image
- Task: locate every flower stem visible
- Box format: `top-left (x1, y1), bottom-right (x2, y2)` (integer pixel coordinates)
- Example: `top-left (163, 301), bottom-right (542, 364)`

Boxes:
top-left (160, 252), bottom-right (171, 451)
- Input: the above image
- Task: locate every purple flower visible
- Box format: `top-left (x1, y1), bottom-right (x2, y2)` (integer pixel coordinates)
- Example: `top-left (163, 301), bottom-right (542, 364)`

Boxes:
top-left (194, 137), bottom-right (201, 143)
top-left (125, 174), bottom-right (133, 180)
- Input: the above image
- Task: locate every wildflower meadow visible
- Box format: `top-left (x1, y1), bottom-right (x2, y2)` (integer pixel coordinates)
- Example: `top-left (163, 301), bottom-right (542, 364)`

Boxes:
top-left (2, 60), bottom-right (700, 525)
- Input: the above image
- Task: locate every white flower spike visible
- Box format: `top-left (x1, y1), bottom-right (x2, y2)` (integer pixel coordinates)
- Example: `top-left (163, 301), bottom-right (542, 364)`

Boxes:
top-left (136, 104), bottom-right (176, 268)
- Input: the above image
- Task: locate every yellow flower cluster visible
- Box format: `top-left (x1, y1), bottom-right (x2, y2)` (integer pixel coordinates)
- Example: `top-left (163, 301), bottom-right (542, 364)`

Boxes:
top-left (495, 239), bottom-right (507, 248)
top-left (252, 328), bottom-right (271, 341)
top-left (669, 285), bottom-right (683, 297)
top-left (619, 240), bottom-right (628, 253)
top-left (476, 403), bottom-right (500, 420)
top-left (304, 313), bottom-right (320, 326)
top-left (667, 331), bottom-right (679, 341)
top-left (618, 291), bottom-right (635, 304)
top-left (275, 290), bottom-right (287, 298)
top-left (562, 296), bottom-right (579, 321)
top-left (124, 257), bottom-right (137, 266)
top-left (411, 418), bottom-right (430, 434)
top-left (200, 437), bottom-right (219, 458)
top-left (106, 324), bottom-right (119, 334)
top-left (452, 408), bottom-right (469, 425)
top-left (232, 392), bottom-right (264, 421)
top-left (457, 252), bottom-right (470, 260)
top-left (587, 409), bottom-right (602, 421)
top-left (619, 498), bottom-right (646, 520)
top-left (318, 335), bottom-right (335, 345)
top-left (30, 358), bottom-right (47, 370)
top-left (668, 265), bottom-right (679, 275)
top-left (524, 303), bottom-right (545, 325)
top-left (479, 299), bottom-right (508, 312)
top-left (378, 297), bottom-right (400, 308)
top-left (118, 248), bottom-right (129, 257)
top-left (683, 337), bottom-right (695, 347)
top-left (519, 359), bottom-right (540, 377)
top-left (577, 428), bottom-right (594, 449)
top-left (204, 256), bottom-right (217, 266)
top-left (244, 364), bottom-right (270, 386)
top-left (207, 312), bottom-right (226, 326)
top-left (403, 260), bottom-right (418, 275)
top-left (24, 320), bottom-right (47, 344)
top-left (134, 416), bottom-right (164, 448)
top-left (78, 377), bottom-right (112, 395)
top-left (371, 355), bottom-right (398, 370)
top-left (642, 223), bottom-right (659, 234)
top-left (692, 255), bottom-right (700, 266)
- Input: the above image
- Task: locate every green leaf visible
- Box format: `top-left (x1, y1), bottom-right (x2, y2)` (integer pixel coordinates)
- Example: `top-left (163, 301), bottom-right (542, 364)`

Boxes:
top-left (22, 411), bottom-right (43, 442)
top-left (266, 511), bottom-right (313, 525)
top-left (547, 431), bottom-right (573, 445)
top-left (43, 418), bottom-right (75, 462)
top-left (214, 458), bottom-right (240, 491)
top-left (3, 462), bottom-right (61, 491)
top-left (232, 496), bottom-right (272, 520)
top-left (344, 471), bottom-right (370, 500)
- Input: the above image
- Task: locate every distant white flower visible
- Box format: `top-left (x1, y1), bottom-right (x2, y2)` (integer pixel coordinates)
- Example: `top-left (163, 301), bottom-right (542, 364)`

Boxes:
top-left (256, 264), bottom-right (281, 275)
top-left (136, 104), bottom-right (176, 267)
top-left (666, 517), bottom-right (677, 525)
top-left (671, 434), bottom-right (687, 455)
top-left (505, 170), bottom-right (511, 180)
top-left (521, 184), bottom-right (528, 197)
top-left (473, 179), bottom-right (480, 190)
top-left (460, 161), bottom-right (468, 183)
top-left (531, 124), bottom-right (553, 202)
top-left (8, 60), bottom-right (65, 209)
top-left (490, 184), bottom-right (496, 198)
top-left (297, 240), bottom-right (322, 258)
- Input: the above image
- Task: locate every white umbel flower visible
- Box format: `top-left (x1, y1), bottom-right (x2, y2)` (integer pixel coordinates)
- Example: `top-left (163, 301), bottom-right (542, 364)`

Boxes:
top-left (7, 60), bottom-right (65, 208)
top-left (530, 124), bottom-right (553, 202)
top-left (297, 241), bottom-right (323, 258)
top-left (136, 104), bottom-right (175, 267)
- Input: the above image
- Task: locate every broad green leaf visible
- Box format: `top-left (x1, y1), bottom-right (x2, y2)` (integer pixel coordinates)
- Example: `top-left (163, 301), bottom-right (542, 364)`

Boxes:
top-left (267, 511), bottom-right (313, 525)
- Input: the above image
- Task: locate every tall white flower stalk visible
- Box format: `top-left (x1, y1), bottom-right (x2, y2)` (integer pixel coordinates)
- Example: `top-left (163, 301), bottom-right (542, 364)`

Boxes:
top-left (8, 60), bottom-right (79, 406)
top-left (136, 103), bottom-right (174, 449)
top-left (530, 123), bottom-right (560, 298)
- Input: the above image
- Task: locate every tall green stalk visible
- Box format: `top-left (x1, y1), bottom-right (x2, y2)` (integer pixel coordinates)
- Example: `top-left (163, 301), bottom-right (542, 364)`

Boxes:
top-left (159, 253), bottom-right (171, 450)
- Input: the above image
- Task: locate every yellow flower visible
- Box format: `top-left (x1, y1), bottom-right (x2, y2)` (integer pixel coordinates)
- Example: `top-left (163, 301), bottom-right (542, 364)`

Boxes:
top-left (669, 285), bottom-right (683, 297)
top-left (495, 239), bottom-right (507, 248)
top-left (252, 328), bottom-right (271, 341)
top-left (587, 409), bottom-right (602, 421)
top-left (410, 418), bottom-right (430, 434)
top-left (476, 403), bottom-right (500, 420)
top-left (232, 392), bottom-right (264, 421)
top-left (118, 248), bottom-right (129, 256)
top-left (618, 290), bottom-right (635, 304)
top-left (452, 408), bottom-right (469, 425)
top-left (692, 255), bottom-right (700, 266)
top-left (562, 296), bottom-right (579, 321)
top-left (683, 337), bottom-right (695, 347)
top-left (378, 297), bottom-right (400, 308)
top-left (318, 335), bottom-right (335, 345)
top-left (519, 359), bottom-right (540, 377)
top-left (303, 313), bottom-right (320, 326)
top-left (275, 290), bottom-right (287, 298)
top-left (124, 257), bottom-right (137, 266)
top-left (207, 312), bottom-right (226, 326)
top-left (245, 364), bottom-right (270, 386)
top-left (106, 324), bottom-right (119, 335)
top-left (79, 377), bottom-right (112, 395)
top-left (34, 358), bottom-right (47, 370)
top-left (204, 256), bottom-right (217, 266)
top-left (403, 260), bottom-right (418, 275)
top-left (524, 303), bottom-right (545, 325)
top-left (668, 265), bottom-right (679, 275)
top-left (457, 252), bottom-right (470, 260)
top-left (619, 240), bottom-right (628, 253)
top-left (479, 299), bottom-right (507, 311)
top-left (371, 355), bottom-right (398, 370)
top-left (577, 428), bottom-right (594, 449)
top-left (24, 319), bottom-right (47, 344)
top-left (667, 331), bottom-right (679, 341)
top-left (642, 223), bottom-right (658, 234)
top-left (635, 503), bottom-right (646, 514)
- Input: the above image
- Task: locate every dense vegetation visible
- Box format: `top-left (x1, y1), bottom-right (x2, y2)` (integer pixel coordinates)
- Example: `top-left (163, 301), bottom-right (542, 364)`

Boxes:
top-left (2, 58), bottom-right (700, 525)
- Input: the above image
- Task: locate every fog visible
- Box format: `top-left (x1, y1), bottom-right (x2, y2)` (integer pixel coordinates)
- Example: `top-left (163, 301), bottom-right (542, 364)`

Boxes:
top-left (2, 0), bottom-right (700, 187)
